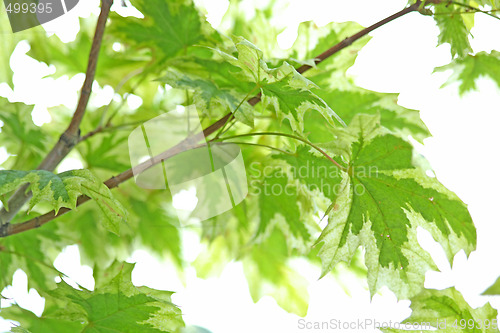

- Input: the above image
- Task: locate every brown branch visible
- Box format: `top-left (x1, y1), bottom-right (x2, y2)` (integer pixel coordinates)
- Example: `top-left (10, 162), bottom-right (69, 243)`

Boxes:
top-left (0, 0), bottom-right (114, 227)
top-left (1, 1), bottom-right (422, 238)
top-left (296, 1), bottom-right (422, 73)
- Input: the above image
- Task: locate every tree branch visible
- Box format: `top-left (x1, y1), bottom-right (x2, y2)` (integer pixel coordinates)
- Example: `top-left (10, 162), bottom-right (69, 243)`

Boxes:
top-left (0, 1), bottom-right (422, 237)
top-left (0, 0), bottom-right (114, 227)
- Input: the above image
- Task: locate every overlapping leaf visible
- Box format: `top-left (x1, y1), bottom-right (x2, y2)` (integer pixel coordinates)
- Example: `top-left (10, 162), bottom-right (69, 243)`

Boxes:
top-left (0, 169), bottom-right (126, 234)
top-left (0, 98), bottom-right (47, 169)
top-left (129, 197), bottom-right (182, 266)
top-left (79, 133), bottom-right (131, 172)
top-left (110, 0), bottom-right (218, 61)
top-left (220, 38), bottom-right (344, 131)
top-left (257, 170), bottom-right (311, 243)
top-left (483, 276), bottom-right (500, 295)
top-left (275, 115), bottom-right (476, 298)
top-left (27, 18), bottom-right (145, 89)
top-left (0, 13), bottom-right (47, 88)
top-left (0, 223), bottom-right (62, 291)
top-left (293, 21), bottom-right (370, 85)
top-left (159, 63), bottom-right (255, 127)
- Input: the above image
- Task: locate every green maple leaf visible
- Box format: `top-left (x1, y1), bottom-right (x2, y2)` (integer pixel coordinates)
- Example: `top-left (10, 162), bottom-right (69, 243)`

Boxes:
top-left (0, 169), bottom-right (127, 234)
top-left (0, 13), bottom-right (48, 88)
top-left (257, 170), bottom-right (311, 242)
top-left (1, 303), bottom-right (83, 333)
top-left (383, 288), bottom-right (499, 333)
top-left (243, 230), bottom-right (309, 316)
top-left (129, 196), bottom-right (182, 266)
top-left (110, 0), bottom-right (216, 61)
top-left (1, 262), bottom-right (184, 333)
top-left (483, 276), bottom-right (500, 295)
top-left (434, 4), bottom-right (472, 58)
top-left (276, 115), bottom-right (476, 298)
top-left (476, 0), bottom-right (500, 7)
top-left (27, 17), bottom-right (145, 89)
top-left (160, 66), bottom-right (255, 127)
top-left (313, 88), bottom-right (431, 142)
top-left (211, 38), bottom-right (344, 131)
top-left (0, 223), bottom-right (62, 291)
top-left (436, 51), bottom-right (500, 95)
top-left (293, 20), bottom-right (371, 85)
top-left (0, 98), bottom-right (47, 168)
top-left (79, 133), bottom-right (131, 172)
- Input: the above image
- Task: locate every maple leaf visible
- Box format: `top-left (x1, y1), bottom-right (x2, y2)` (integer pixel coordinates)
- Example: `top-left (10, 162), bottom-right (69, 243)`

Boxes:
top-left (483, 275), bottom-right (500, 295)
top-left (0, 169), bottom-right (127, 234)
top-left (383, 288), bottom-right (499, 333)
top-left (436, 51), bottom-right (500, 95)
top-left (0, 262), bottom-right (184, 332)
top-left (110, 0), bottom-right (216, 61)
top-left (434, 3), bottom-right (472, 58)
top-left (276, 115), bottom-right (476, 298)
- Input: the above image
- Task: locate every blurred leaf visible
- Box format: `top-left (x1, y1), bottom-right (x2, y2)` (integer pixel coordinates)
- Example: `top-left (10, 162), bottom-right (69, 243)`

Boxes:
top-left (222, 38), bottom-right (344, 131)
top-left (79, 133), bottom-right (130, 172)
top-left (314, 88), bottom-right (431, 142)
top-left (243, 230), bottom-right (309, 316)
top-left (129, 197), bottom-right (182, 266)
top-left (436, 51), bottom-right (500, 95)
top-left (27, 17), bottom-right (145, 89)
top-left (257, 170), bottom-right (311, 243)
top-left (0, 13), bottom-right (47, 87)
top-left (0, 223), bottom-right (62, 291)
top-left (294, 21), bottom-right (370, 83)
top-left (434, 3), bottom-right (472, 58)
top-left (483, 276), bottom-right (500, 295)
top-left (0, 98), bottom-right (47, 168)
top-left (110, 0), bottom-right (218, 62)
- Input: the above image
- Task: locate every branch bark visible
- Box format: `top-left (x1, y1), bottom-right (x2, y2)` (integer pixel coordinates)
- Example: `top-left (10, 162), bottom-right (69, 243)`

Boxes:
top-left (1, 1), bottom-right (422, 237)
top-left (0, 0), bottom-right (114, 227)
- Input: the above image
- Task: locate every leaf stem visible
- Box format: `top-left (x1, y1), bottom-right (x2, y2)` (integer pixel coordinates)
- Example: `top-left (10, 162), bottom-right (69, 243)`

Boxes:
top-left (219, 141), bottom-right (295, 156)
top-left (213, 86), bottom-right (260, 140)
top-left (213, 132), bottom-right (345, 171)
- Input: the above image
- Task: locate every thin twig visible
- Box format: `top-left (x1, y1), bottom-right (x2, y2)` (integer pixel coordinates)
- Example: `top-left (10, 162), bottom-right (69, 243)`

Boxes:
top-left (1, 1), bottom-right (422, 237)
top-left (0, 0), bottom-right (114, 228)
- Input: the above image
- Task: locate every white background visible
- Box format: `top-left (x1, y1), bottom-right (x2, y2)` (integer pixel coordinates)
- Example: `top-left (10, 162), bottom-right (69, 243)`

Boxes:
top-left (1, 0), bottom-right (500, 332)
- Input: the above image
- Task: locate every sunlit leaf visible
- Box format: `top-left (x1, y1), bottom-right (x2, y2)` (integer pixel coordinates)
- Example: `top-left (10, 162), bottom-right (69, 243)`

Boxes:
top-left (436, 51), bottom-right (500, 95)
top-left (383, 288), bottom-right (499, 333)
top-left (276, 115), bottom-right (475, 298)
top-left (0, 169), bottom-right (127, 234)
top-left (434, 3), bottom-right (472, 58)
